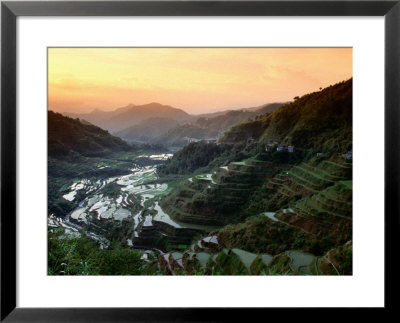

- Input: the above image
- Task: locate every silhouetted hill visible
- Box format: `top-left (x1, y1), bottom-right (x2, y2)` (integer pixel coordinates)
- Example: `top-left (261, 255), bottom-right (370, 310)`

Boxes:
top-left (254, 102), bottom-right (286, 114)
top-left (64, 103), bottom-right (192, 132)
top-left (48, 110), bottom-right (133, 158)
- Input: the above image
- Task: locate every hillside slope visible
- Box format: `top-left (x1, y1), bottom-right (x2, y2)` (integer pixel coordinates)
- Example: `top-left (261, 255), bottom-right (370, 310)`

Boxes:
top-left (48, 110), bottom-right (133, 158)
top-left (152, 124), bottom-right (220, 148)
top-left (115, 117), bottom-right (180, 143)
top-left (222, 79), bottom-right (352, 154)
top-left (158, 79), bottom-right (352, 266)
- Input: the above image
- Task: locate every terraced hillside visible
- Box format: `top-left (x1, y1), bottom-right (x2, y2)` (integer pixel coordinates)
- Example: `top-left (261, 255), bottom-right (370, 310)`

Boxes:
top-left (161, 154), bottom-right (351, 228)
top-left (138, 154), bottom-right (352, 270)
top-left (154, 235), bottom-right (351, 275)
top-left (152, 80), bottom-right (353, 274)
top-left (214, 157), bottom-right (352, 257)
top-left (160, 157), bottom-right (282, 226)
top-left (152, 152), bottom-right (352, 270)
top-left (249, 158), bottom-right (352, 213)
top-left (277, 180), bottom-right (352, 235)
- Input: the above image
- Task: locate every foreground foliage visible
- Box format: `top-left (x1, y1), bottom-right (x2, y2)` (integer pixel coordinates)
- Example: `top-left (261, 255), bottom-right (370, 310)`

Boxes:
top-left (48, 229), bottom-right (145, 275)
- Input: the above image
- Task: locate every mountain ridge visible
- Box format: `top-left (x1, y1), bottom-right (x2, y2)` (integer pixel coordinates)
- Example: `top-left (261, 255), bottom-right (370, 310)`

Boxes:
top-left (62, 102), bottom-right (192, 132)
top-left (61, 102), bottom-right (283, 140)
top-left (48, 110), bottom-right (133, 158)
top-left (147, 103), bottom-right (283, 147)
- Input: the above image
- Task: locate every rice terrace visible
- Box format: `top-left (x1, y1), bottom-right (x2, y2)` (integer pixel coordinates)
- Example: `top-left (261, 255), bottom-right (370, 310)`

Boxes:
top-left (48, 48), bottom-right (352, 275)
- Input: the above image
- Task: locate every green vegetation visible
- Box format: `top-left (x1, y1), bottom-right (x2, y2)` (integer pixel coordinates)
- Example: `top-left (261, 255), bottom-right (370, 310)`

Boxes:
top-left (160, 150), bottom-right (304, 226)
top-left (157, 142), bottom-right (227, 175)
top-left (221, 79), bottom-right (352, 155)
top-left (211, 250), bottom-right (248, 275)
top-left (216, 214), bottom-right (310, 255)
top-left (154, 234), bottom-right (350, 275)
top-left (215, 167), bottom-right (352, 257)
top-left (156, 79), bottom-right (352, 274)
top-left (101, 182), bottom-right (125, 198)
top-left (48, 229), bottom-right (146, 275)
top-left (319, 241), bottom-right (352, 275)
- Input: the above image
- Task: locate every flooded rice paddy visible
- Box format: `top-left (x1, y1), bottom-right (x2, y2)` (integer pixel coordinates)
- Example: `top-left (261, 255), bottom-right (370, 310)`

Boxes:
top-left (49, 154), bottom-right (217, 250)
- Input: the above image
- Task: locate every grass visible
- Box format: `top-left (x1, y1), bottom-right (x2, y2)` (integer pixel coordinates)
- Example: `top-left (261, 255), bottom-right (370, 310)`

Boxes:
top-left (294, 166), bottom-right (335, 184)
top-left (323, 160), bottom-right (352, 169)
top-left (301, 163), bottom-right (345, 181)
top-left (340, 180), bottom-right (352, 190)
top-left (48, 228), bottom-right (146, 275)
top-left (288, 170), bottom-right (323, 191)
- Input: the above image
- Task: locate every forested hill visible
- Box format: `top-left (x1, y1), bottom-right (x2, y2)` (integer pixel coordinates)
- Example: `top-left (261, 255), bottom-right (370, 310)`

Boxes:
top-left (221, 79), bottom-right (352, 153)
top-left (48, 110), bottom-right (133, 158)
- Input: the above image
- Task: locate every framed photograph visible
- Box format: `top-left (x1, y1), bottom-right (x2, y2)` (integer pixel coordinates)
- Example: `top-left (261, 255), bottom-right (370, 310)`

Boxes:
top-left (1, 0), bottom-right (398, 320)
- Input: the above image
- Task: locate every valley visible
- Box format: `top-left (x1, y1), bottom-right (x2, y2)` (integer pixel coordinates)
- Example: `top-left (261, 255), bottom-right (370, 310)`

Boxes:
top-left (48, 152), bottom-right (224, 271)
top-left (48, 79), bottom-right (353, 276)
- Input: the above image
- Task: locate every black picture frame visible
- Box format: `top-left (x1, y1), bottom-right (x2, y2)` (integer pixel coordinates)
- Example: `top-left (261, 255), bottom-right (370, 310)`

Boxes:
top-left (1, 0), bottom-right (399, 321)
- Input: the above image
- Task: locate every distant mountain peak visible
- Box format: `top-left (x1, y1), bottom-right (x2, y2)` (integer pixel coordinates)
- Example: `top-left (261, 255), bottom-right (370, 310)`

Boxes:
top-left (63, 102), bottom-right (192, 133)
top-left (140, 102), bottom-right (173, 109)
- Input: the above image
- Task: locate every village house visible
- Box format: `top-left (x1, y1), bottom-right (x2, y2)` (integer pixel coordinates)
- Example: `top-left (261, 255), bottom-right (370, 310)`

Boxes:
top-left (346, 151), bottom-right (352, 160)
top-left (288, 145), bottom-right (295, 153)
top-left (186, 137), bottom-right (200, 143)
top-left (276, 145), bottom-right (286, 152)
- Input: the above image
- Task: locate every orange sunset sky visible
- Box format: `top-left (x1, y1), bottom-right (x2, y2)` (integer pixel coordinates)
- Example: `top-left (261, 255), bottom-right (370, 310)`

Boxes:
top-left (48, 48), bottom-right (352, 115)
